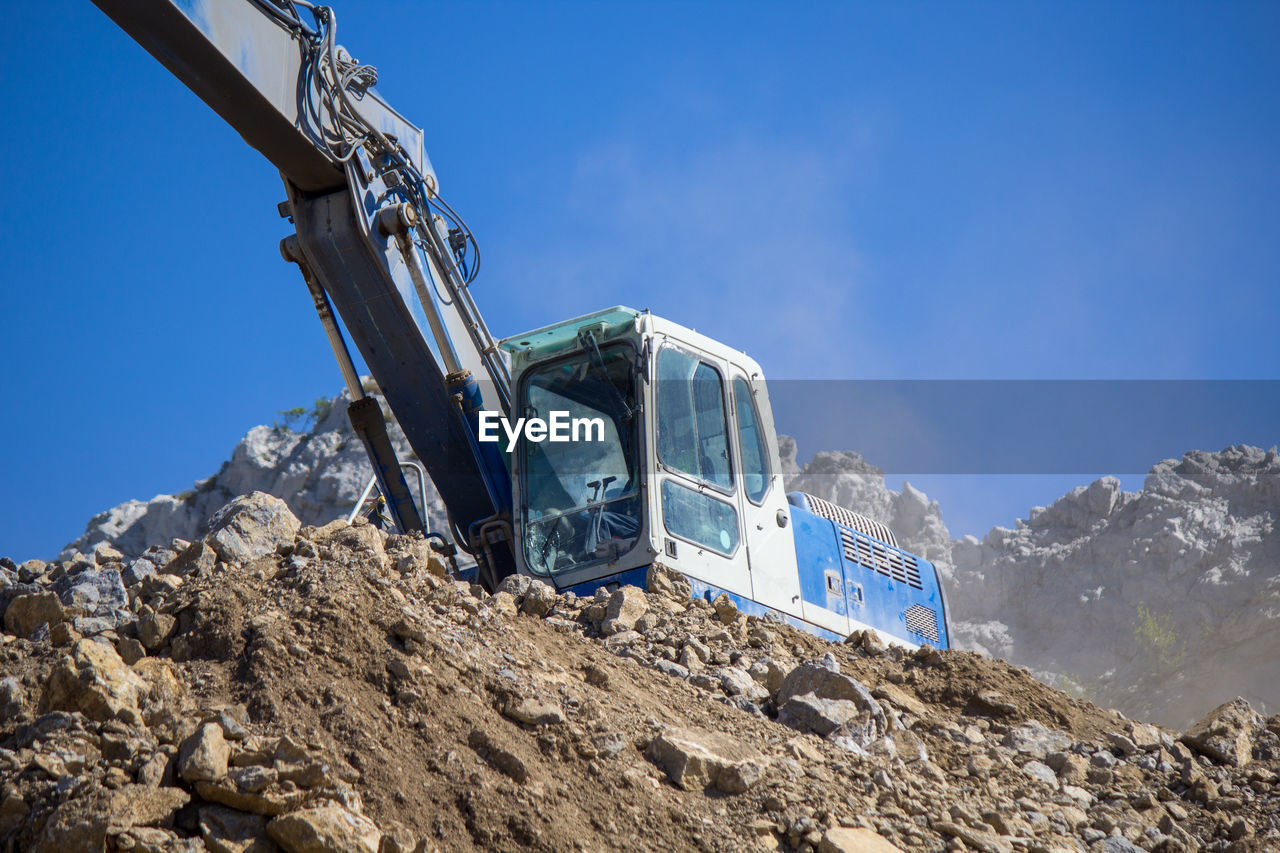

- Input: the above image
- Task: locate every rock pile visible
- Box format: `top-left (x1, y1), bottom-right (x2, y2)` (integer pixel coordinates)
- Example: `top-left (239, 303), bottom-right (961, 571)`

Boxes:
top-left (60, 391), bottom-right (1280, 729)
top-left (4, 491), bottom-right (1278, 851)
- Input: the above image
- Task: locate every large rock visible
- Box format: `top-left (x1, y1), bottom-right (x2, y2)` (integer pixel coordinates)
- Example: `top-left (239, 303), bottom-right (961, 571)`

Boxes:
top-left (167, 542), bottom-right (218, 577)
top-left (503, 697), bottom-right (565, 726)
top-left (1180, 697), bottom-right (1263, 767)
top-left (774, 657), bottom-right (887, 752)
top-left (777, 658), bottom-right (881, 712)
top-left (121, 557), bottom-right (158, 588)
top-left (40, 638), bottom-right (147, 725)
top-left (1003, 721), bottom-right (1073, 760)
top-left (207, 493), bottom-right (301, 564)
top-left (601, 586), bottom-right (648, 635)
top-left (819, 828), bottom-right (906, 853)
top-left (267, 804), bottom-right (381, 853)
top-left (139, 611), bottom-right (177, 651)
top-left (93, 544), bottom-right (125, 564)
top-left (179, 722), bottom-right (231, 783)
top-left (309, 519), bottom-right (386, 572)
top-left (4, 590), bottom-right (64, 637)
top-left (779, 693), bottom-right (870, 738)
top-left (717, 667), bottom-right (770, 704)
top-left (54, 566), bottom-right (128, 614)
top-left (646, 727), bottom-right (765, 794)
top-left (195, 780), bottom-right (307, 817)
top-left (120, 545), bottom-right (174, 587)
top-left (199, 805), bottom-right (274, 853)
top-left (520, 580), bottom-right (558, 617)
top-left (30, 785), bottom-right (189, 853)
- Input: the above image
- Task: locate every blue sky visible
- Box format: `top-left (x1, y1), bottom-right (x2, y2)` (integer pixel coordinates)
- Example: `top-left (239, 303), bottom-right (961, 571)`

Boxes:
top-left (2, 1), bottom-right (1277, 560)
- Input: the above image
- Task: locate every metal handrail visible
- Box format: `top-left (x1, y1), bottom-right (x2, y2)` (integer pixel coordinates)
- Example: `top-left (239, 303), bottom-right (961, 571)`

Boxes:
top-left (348, 457), bottom-right (429, 524)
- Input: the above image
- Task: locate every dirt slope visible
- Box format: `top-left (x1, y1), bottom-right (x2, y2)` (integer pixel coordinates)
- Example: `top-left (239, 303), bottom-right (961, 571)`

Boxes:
top-left (2, 492), bottom-right (1278, 852)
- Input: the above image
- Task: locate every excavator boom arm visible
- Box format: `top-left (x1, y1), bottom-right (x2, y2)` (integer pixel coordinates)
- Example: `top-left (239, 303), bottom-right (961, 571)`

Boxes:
top-left (91, 0), bottom-right (518, 581)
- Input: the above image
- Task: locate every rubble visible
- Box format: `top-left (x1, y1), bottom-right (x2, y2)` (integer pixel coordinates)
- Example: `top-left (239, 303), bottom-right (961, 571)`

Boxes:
top-left (4, 490), bottom-right (1276, 851)
top-left (0, 494), bottom-right (1274, 845)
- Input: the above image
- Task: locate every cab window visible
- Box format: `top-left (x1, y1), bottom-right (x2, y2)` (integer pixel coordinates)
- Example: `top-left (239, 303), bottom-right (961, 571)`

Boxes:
top-left (733, 376), bottom-right (770, 504)
top-left (656, 347), bottom-right (733, 492)
top-left (520, 344), bottom-right (641, 574)
top-left (661, 479), bottom-right (738, 556)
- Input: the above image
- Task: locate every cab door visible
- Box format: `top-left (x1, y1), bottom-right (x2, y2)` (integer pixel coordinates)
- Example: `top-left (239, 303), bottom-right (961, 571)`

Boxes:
top-left (725, 369), bottom-right (805, 624)
top-left (650, 342), bottom-right (754, 600)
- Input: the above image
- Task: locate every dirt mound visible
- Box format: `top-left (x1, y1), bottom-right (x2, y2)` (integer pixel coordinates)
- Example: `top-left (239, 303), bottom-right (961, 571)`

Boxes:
top-left (3, 493), bottom-right (1279, 852)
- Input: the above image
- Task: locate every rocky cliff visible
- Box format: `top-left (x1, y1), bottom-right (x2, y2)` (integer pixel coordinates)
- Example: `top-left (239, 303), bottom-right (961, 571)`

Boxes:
top-left (948, 447), bottom-right (1280, 729)
top-left (62, 390), bottom-right (451, 562)
top-left (782, 442), bottom-right (1280, 730)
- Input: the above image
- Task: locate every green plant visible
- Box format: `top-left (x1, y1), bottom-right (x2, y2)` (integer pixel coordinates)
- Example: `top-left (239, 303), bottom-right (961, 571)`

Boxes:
top-left (273, 396), bottom-right (335, 432)
top-left (309, 395), bottom-right (334, 424)
top-left (1133, 602), bottom-right (1184, 675)
top-left (1056, 671), bottom-right (1093, 703)
top-left (273, 406), bottom-right (308, 431)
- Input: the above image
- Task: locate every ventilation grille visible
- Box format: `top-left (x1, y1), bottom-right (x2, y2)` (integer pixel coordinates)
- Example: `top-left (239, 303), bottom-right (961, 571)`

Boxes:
top-left (796, 492), bottom-right (897, 547)
top-left (903, 603), bottom-right (940, 644)
top-left (838, 528), bottom-right (923, 590)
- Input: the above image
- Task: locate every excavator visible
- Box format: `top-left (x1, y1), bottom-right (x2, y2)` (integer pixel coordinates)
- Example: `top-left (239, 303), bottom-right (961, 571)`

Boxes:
top-left (89, 0), bottom-right (949, 650)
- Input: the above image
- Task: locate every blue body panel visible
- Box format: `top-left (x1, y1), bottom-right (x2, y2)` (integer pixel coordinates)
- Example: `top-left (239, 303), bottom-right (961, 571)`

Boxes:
top-left (561, 567), bottom-right (650, 600)
top-left (791, 508), bottom-right (850, 618)
top-left (789, 504), bottom-right (950, 649)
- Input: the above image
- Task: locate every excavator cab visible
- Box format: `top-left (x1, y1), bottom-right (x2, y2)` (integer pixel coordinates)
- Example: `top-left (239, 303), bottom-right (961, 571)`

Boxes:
top-left (502, 306), bottom-right (950, 650)
top-left (502, 307), bottom-right (801, 609)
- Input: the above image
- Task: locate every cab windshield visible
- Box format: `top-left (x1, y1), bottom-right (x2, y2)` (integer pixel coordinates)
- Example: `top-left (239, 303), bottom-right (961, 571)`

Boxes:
top-left (520, 343), bottom-right (641, 574)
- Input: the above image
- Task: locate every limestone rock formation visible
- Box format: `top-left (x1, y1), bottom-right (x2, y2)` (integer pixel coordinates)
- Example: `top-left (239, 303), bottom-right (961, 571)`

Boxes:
top-left (61, 389), bottom-right (450, 561)
top-left (948, 446), bottom-right (1280, 728)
